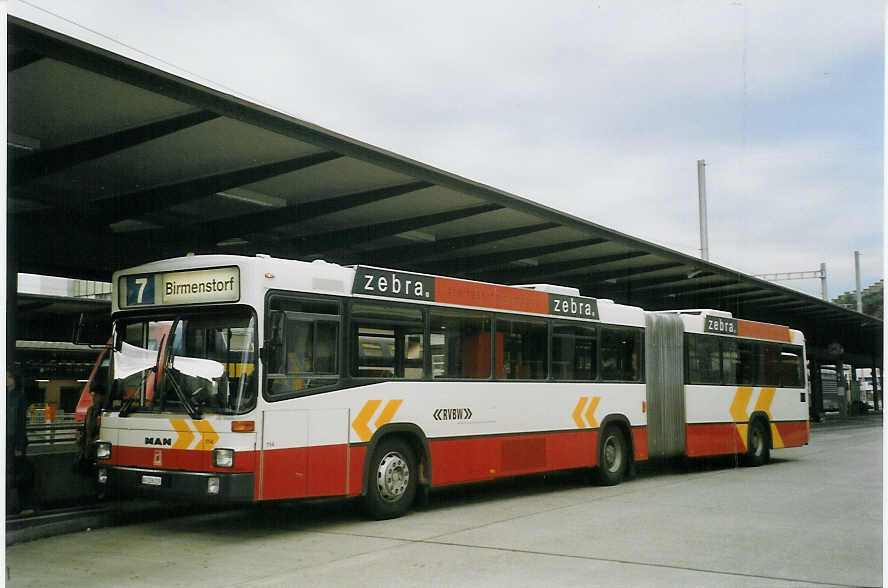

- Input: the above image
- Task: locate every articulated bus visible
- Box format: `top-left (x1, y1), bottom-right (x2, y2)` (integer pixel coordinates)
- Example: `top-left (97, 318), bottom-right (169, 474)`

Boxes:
top-left (96, 254), bottom-right (809, 518)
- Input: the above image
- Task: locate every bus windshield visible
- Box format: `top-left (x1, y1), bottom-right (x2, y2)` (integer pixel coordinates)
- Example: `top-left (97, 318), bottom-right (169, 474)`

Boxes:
top-left (111, 308), bottom-right (257, 416)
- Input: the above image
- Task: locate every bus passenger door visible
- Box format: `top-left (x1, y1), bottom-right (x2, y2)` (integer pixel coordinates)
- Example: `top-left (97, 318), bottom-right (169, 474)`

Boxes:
top-left (261, 409), bottom-right (349, 500)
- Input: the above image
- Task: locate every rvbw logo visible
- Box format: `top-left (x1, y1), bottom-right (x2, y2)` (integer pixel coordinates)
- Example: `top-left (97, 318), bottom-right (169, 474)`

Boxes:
top-left (353, 267), bottom-right (435, 301)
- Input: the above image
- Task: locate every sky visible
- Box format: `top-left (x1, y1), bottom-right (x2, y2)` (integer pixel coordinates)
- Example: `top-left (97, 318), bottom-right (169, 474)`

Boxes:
top-left (9, 0), bottom-right (885, 301)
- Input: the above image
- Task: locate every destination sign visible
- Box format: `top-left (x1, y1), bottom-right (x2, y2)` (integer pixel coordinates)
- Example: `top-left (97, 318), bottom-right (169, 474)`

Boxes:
top-left (353, 266), bottom-right (598, 320)
top-left (120, 267), bottom-right (240, 308)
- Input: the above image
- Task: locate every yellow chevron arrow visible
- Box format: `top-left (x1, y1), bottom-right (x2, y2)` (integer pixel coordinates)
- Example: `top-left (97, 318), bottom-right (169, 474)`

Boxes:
top-left (193, 420), bottom-right (219, 450)
top-left (730, 387), bottom-right (754, 449)
top-left (352, 399), bottom-right (382, 442)
top-left (585, 396), bottom-right (600, 428)
top-left (374, 399), bottom-right (403, 429)
top-left (573, 397), bottom-right (589, 428)
top-left (754, 387), bottom-right (785, 448)
top-left (170, 418), bottom-right (195, 449)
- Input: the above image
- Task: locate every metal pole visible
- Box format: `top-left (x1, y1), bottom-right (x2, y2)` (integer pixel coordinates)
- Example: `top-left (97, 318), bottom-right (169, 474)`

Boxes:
top-left (820, 262), bottom-right (828, 301)
top-left (697, 159), bottom-right (709, 261)
top-left (854, 250), bottom-right (863, 312)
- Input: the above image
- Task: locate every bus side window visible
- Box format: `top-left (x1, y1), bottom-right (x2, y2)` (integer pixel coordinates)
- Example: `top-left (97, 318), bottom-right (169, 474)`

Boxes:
top-left (735, 340), bottom-right (759, 386)
top-left (721, 339), bottom-right (739, 385)
top-left (762, 344), bottom-right (780, 387)
top-left (600, 327), bottom-right (642, 382)
top-left (351, 302), bottom-right (423, 380)
top-left (495, 318), bottom-right (547, 380)
top-left (429, 310), bottom-right (492, 379)
top-left (686, 334), bottom-right (721, 385)
top-left (780, 346), bottom-right (804, 388)
top-left (266, 298), bottom-right (340, 398)
top-left (552, 324), bottom-right (597, 381)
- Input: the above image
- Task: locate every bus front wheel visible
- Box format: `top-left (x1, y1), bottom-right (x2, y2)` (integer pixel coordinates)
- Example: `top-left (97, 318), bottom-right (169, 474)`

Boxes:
top-left (362, 438), bottom-right (417, 520)
top-left (596, 424), bottom-right (628, 486)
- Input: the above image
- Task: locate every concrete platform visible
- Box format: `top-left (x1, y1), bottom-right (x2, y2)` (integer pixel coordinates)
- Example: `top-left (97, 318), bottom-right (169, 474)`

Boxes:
top-left (5, 415), bottom-right (882, 587)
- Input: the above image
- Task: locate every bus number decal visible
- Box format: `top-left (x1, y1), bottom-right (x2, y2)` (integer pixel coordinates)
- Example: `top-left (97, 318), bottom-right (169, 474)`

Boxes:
top-left (125, 274), bottom-right (155, 306)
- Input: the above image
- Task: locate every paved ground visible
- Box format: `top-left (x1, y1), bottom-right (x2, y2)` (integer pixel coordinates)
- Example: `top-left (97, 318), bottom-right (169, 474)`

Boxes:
top-left (4, 417), bottom-right (882, 587)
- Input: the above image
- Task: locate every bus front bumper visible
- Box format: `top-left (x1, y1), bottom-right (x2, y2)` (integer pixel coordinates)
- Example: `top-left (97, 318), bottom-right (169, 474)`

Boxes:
top-left (102, 466), bottom-right (255, 503)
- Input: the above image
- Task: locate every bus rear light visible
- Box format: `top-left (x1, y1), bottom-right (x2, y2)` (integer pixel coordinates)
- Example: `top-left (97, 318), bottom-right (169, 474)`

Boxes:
top-left (96, 441), bottom-right (112, 461)
top-left (213, 448), bottom-right (235, 468)
top-left (231, 420), bottom-right (254, 432)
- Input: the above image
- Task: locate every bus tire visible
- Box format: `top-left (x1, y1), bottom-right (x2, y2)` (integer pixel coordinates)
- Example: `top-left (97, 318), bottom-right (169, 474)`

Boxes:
top-left (361, 438), bottom-right (417, 520)
top-left (744, 418), bottom-right (770, 467)
top-left (596, 424), bottom-right (628, 486)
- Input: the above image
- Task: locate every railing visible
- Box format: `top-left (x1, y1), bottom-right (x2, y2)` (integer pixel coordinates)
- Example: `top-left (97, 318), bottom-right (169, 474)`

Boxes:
top-left (27, 423), bottom-right (82, 447)
top-left (26, 412), bottom-right (83, 449)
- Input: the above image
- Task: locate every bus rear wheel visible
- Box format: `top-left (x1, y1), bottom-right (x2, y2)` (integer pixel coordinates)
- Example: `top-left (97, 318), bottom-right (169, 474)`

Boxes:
top-left (361, 438), bottom-right (417, 520)
top-left (744, 419), bottom-right (771, 467)
top-left (596, 424), bottom-right (628, 486)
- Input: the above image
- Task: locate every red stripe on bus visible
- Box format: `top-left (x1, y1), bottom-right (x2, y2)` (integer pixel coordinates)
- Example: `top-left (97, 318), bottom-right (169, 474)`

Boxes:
top-left (736, 320), bottom-right (792, 343)
top-left (632, 427), bottom-right (649, 461)
top-left (349, 445), bottom-right (368, 497)
top-left (109, 446), bottom-right (256, 472)
top-left (435, 277), bottom-right (549, 314)
top-left (428, 429), bottom-right (603, 486)
top-left (774, 421), bottom-right (810, 447)
top-left (262, 445), bottom-right (350, 500)
top-left (685, 423), bottom-right (744, 457)
top-left (686, 420), bottom-right (809, 457)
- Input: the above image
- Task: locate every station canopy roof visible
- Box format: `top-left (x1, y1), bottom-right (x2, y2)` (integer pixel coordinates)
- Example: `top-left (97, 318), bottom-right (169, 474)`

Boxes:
top-left (7, 15), bottom-right (882, 363)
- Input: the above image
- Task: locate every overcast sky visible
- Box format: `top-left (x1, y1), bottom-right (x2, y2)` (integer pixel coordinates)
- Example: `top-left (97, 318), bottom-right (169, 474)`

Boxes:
top-left (11, 0), bottom-right (884, 300)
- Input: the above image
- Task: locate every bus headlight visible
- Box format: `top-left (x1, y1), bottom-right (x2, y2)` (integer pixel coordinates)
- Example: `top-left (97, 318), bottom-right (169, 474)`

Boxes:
top-left (97, 468), bottom-right (108, 484)
top-left (213, 448), bottom-right (234, 468)
top-left (96, 441), bottom-right (112, 461)
top-left (207, 477), bottom-right (220, 495)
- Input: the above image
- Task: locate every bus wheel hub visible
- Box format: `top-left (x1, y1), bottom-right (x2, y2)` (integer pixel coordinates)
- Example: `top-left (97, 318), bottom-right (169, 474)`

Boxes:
top-left (376, 451), bottom-right (409, 502)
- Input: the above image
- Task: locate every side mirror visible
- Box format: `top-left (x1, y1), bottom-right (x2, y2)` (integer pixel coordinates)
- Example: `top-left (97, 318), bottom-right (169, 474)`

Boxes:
top-left (263, 311), bottom-right (285, 372)
top-left (73, 312), bottom-right (110, 346)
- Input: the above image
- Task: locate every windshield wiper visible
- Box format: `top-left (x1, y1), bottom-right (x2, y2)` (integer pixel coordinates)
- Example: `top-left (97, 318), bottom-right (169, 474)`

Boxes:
top-left (118, 396), bottom-right (138, 417)
top-left (166, 367), bottom-right (202, 420)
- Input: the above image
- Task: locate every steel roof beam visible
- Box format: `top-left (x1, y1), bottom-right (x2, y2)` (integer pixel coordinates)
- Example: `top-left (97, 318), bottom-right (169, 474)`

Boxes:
top-left (93, 151), bottom-right (343, 225)
top-left (672, 285), bottom-right (764, 300)
top-left (125, 180), bottom-right (436, 252)
top-left (351, 222), bottom-right (561, 266)
top-left (8, 49), bottom-right (43, 72)
top-left (647, 279), bottom-right (741, 297)
top-left (287, 203), bottom-right (504, 256)
top-left (477, 251), bottom-right (650, 284)
top-left (9, 110), bottom-right (220, 187)
top-left (607, 271), bottom-right (720, 292)
top-left (581, 263), bottom-right (687, 285)
top-left (431, 238), bottom-right (607, 276)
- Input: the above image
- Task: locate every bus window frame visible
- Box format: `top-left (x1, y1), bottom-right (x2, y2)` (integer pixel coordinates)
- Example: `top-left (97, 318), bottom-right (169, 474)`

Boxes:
top-left (348, 299), bottom-right (427, 383)
top-left (263, 292), bottom-right (345, 402)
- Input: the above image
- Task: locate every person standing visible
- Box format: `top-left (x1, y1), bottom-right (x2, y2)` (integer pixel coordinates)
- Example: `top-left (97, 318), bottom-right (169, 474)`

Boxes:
top-left (7, 367), bottom-right (35, 515)
top-left (76, 382), bottom-right (105, 473)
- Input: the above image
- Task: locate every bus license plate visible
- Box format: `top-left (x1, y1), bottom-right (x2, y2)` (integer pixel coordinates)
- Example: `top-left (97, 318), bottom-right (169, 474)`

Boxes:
top-left (141, 475), bottom-right (162, 486)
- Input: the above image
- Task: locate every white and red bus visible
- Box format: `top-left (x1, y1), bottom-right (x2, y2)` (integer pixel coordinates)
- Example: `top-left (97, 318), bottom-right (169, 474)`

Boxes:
top-left (96, 254), bottom-right (809, 518)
